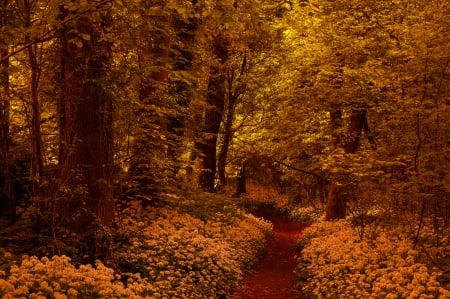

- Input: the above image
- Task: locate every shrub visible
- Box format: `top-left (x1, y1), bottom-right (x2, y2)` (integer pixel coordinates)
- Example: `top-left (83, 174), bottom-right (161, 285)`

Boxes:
top-left (115, 206), bottom-right (273, 298)
top-left (296, 220), bottom-right (450, 299)
top-left (289, 206), bottom-right (324, 223)
top-left (0, 200), bottom-right (273, 298)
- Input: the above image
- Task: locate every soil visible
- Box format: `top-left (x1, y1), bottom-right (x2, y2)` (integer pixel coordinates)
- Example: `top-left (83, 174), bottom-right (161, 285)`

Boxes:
top-left (229, 208), bottom-right (308, 299)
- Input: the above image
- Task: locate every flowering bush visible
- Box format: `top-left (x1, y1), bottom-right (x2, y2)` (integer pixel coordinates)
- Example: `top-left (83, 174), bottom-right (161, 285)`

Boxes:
top-left (115, 205), bottom-right (273, 298)
top-left (290, 206), bottom-right (324, 223)
top-left (0, 255), bottom-right (149, 298)
top-left (296, 220), bottom-right (450, 299)
top-left (0, 200), bottom-right (273, 298)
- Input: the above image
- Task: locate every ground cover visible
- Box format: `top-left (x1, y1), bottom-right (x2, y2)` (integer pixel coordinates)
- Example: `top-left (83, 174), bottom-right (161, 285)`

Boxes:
top-left (294, 209), bottom-right (450, 299)
top-left (0, 193), bottom-right (273, 298)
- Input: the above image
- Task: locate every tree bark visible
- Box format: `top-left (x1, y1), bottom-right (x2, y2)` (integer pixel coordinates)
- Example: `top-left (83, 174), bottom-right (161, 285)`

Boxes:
top-left (197, 35), bottom-right (229, 192)
top-left (57, 4), bottom-right (114, 258)
top-left (128, 5), bottom-right (170, 203)
top-left (217, 55), bottom-right (246, 188)
top-left (0, 0), bottom-right (14, 223)
top-left (234, 164), bottom-right (247, 197)
top-left (345, 109), bottom-right (367, 154)
top-left (22, 0), bottom-right (45, 198)
top-left (168, 3), bottom-right (198, 165)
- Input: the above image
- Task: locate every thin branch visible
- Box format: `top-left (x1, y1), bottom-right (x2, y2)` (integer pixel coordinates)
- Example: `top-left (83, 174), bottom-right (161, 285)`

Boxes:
top-left (419, 244), bottom-right (448, 273)
top-left (273, 159), bottom-right (328, 183)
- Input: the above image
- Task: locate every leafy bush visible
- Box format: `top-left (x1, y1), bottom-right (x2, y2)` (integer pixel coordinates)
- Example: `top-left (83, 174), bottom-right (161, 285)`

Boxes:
top-left (238, 182), bottom-right (290, 213)
top-left (296, 220), bottom-right (450, 299)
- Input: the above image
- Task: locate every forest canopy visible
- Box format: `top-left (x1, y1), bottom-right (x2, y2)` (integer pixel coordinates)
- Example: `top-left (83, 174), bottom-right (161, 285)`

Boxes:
top-left (0, 0), bottom-right (449, 297)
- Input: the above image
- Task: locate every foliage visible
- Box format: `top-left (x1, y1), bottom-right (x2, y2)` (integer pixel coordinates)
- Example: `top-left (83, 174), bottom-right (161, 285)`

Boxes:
top-left (237, 182), bottom-right (290, 213)
top-left (296, 220), bottom-right (450, 298)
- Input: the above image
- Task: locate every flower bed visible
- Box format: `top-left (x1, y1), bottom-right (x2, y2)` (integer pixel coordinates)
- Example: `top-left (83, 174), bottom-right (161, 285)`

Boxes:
top-left (0, 203), bottom-right (273, 298)
top-left (296, 220), bottom-right (450, 299)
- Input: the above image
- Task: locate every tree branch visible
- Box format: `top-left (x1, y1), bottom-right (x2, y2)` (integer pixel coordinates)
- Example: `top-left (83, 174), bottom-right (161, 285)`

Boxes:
top-left (273, 160), bottom-right (328, 183)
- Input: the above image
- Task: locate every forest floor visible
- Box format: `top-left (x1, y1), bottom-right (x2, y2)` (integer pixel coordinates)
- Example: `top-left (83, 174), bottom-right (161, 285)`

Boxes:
top-left (229, 208), bottom-right (308, 299)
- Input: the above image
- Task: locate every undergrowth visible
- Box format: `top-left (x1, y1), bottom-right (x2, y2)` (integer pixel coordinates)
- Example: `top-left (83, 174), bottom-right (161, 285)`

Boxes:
top-left (294, 208), bottom-right (450, 299)
top-left (0, 191), bottom-right (273, 298)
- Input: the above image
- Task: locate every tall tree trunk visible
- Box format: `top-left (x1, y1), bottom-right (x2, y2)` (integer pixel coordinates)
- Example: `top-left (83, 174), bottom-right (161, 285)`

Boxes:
top-left (168, 3), bottom-right (198, 167)
top-left (217, 55), bottom-right (246, 188)
top-left (0, 0), bottom-right (14, 223)
top-left (345, 109), bottom-right (367, 153)
top-left (57, 4), bottom-right (114, 258)
top-left (325, 108), bottom-right (370, 220)
top-left (197, 35), bottom-right (229, 192)
top-left (234, 163), bottom-right (247, 197)
top-left (217, 109), bottom-right (233, 188)
top-left (22, 0), bottom-right (45, 198)
top-left (128, 5), bottom-right (170, 203)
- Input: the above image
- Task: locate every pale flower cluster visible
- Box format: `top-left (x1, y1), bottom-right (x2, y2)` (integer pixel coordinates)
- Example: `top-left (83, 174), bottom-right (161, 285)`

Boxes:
top-left (290, 206), bottom-right (324, 223)
top-left (0, 255), bottom-right (147, 298)
top-left (115, 206), bottom-right (273, 298)
top-left (296, 220), bottom-right (450, 299)
top-left (0, 205), bottom-right (273, 298)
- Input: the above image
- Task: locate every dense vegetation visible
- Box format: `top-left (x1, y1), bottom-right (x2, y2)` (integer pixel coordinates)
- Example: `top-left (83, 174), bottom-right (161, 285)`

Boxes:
top-left (0, 0), bottom-right (449, 298)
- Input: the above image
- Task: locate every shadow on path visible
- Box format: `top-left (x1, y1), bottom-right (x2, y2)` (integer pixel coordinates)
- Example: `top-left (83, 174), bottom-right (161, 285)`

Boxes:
top-left (229, 208), bottom-right (308, 299)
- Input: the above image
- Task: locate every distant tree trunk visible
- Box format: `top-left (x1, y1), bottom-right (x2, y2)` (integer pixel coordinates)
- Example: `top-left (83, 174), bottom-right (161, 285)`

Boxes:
top-left (168, 3), bottom-right (198, 167)
top-left (58, 5), bottom-right (114, 258)
top-left (326, 108), bottom-right (374, 220)
top-left (217, 55), bottom-right (246, 188)
top-left (345, 109), bottom-right (367, 153)
top-left (197, 35), bottom-right (229, 192)
top-left (234, 164), bottom-right (247, 197)
top-left (29, 45), bottom-right (44, 187)
top-left (0, 1), bottom-right (14, 223)
top-left (217, 112), bottom-right (233, 188)
top-left (23, 0), bottom-right (44, 197)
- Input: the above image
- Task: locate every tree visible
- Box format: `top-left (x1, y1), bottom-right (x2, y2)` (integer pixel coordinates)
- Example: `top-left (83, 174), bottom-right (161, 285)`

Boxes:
top-left (56, 0), bottom-right (114, 258)
top-left (197, 34), bottom-right (229, 192)
top-left (0, 0), bottom-right (14, 223)
top-left (126, 0), bottom-right (172, 203)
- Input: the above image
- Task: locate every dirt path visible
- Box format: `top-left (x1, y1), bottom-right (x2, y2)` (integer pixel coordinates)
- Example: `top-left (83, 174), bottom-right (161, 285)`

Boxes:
top-left (229, 209), bottom-right (307, 299)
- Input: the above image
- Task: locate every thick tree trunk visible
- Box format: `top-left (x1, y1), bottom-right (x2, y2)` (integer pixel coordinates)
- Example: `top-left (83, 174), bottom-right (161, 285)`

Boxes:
top-left (0, 0), bottom-right (15, 224)
top-left (168, 4), bottom-right (198, 166)
top-left (325, 180), bottom-right (346, 220)
top-left (57, 6), bottom-right (114, 258)
top-left (197, 35), bottom-right (228, 192)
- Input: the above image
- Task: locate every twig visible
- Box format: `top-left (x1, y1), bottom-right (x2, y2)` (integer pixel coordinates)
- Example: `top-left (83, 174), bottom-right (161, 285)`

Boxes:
top-left (274, 160), bottom-right (328, 183)
top-left (419, 243), bottom-right (448, 273)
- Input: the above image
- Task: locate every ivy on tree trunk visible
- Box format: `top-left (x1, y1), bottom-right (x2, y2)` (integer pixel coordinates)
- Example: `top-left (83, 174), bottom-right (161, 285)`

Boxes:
top-left (57, 4), bottom-right (114, 259)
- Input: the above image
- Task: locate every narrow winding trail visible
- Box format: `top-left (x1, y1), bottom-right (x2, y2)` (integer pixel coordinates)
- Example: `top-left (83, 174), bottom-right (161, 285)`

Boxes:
top-left (230, 209), bottom-right (307, 299)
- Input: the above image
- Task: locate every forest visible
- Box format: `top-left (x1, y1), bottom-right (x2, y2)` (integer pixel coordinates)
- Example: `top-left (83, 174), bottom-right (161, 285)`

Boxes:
top-left (0, 0), bottom-right (449, 298)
